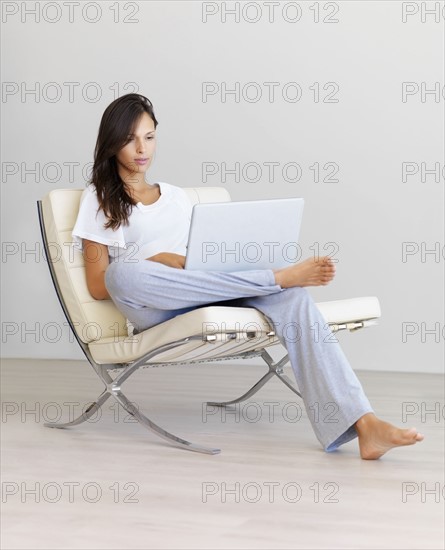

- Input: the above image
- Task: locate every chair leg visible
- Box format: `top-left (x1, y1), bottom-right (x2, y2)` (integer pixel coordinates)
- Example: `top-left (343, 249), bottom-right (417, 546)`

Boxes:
top-left (44, 389), bottom-right (111, 428)
top-left (44, 359), bottom-right (221, 454)
top-left (111, 389), bottom-right (221, 455)
top-left (207, 349), bottom-right (302, 407)
top-left (273, 372), bottom-right (302, 396)
top-left (261, 350), bottom-right (302, 398)
top-left (207, 371), bottom-right (276, 407)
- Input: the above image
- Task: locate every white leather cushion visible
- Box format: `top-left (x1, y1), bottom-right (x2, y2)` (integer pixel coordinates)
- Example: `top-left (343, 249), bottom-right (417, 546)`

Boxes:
top-left (89, 297), bottom-right (381, 365)
top-left (126, 297), bottom-right (380, 338)
top-left (42, 189), bottom-right (129, 343)
top-left (89, 305), bottom-right (279, 365)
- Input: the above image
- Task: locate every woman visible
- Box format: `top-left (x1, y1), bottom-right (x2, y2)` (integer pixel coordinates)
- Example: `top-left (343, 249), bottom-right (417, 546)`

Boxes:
top-left (72, 93), bottom-right (424, 459)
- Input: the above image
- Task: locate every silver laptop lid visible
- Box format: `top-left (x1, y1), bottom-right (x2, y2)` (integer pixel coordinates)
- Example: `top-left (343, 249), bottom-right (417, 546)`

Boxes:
top-left (184, 197), bottom-right (304, 272)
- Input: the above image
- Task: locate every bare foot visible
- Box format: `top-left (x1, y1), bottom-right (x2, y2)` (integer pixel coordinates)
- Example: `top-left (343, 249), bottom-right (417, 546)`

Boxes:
top-left (355, 413), bottom-right (424, 460)
top-left (273, 256), bottom-right (336, 288)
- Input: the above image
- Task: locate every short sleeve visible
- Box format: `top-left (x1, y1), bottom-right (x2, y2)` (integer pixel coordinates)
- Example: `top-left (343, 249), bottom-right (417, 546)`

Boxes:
top-left (71, 185), bottom-right (126, 252)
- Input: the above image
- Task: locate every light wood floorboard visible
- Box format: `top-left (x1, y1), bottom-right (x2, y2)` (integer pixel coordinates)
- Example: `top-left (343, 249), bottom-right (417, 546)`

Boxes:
top-left (1, 358), bottom-right (444, 550)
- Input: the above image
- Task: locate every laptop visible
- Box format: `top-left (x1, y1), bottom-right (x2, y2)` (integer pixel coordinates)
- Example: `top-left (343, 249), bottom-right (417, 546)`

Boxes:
top-left (184, 197), bottom-right (304, 272)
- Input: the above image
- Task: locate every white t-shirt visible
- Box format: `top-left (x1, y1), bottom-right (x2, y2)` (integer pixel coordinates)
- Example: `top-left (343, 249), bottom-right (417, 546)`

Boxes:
top-left (72, 181), bottom-right (193, 262)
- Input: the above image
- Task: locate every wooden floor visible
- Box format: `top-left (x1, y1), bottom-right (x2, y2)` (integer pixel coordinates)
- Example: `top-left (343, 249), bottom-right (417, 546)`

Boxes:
top-left (1, 358), bottom-right (444, 550)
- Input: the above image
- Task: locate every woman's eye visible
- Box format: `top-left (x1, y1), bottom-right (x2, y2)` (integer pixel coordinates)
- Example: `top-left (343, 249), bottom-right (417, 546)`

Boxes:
top-left (124, 136), bottom-right (153, 143)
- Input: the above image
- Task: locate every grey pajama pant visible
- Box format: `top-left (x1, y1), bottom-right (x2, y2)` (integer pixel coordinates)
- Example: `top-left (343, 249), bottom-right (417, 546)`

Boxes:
top-left (104, 259), bottom-right (374, 452)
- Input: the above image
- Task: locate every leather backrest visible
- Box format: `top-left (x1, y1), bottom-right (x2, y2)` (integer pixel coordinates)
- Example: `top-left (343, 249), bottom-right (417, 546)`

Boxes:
top-left (41, 186), bottom-right (231, 343)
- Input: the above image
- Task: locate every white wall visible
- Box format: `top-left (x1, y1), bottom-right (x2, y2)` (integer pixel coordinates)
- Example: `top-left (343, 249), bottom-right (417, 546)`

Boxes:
top-left (1, 1), bottom-right (444, 373)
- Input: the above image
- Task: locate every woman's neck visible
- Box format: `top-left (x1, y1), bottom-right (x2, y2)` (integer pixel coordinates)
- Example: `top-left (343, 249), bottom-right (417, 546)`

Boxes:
top-left (119, 169), bottom-right (149, 193)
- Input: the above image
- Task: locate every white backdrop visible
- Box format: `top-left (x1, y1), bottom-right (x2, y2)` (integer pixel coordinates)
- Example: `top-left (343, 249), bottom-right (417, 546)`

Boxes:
top-left (1, 0), bottom-right (444, 373)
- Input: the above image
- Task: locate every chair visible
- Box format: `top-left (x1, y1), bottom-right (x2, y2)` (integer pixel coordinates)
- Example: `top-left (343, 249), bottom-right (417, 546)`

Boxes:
top-left (37, 187), bottom-right (381, 454)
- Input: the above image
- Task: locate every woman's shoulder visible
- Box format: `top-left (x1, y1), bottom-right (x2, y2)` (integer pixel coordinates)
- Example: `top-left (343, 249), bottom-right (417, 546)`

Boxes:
top-left (76, 184), bottom-right (104, 217)
top-left (77, 183), bottom-right (98, 208)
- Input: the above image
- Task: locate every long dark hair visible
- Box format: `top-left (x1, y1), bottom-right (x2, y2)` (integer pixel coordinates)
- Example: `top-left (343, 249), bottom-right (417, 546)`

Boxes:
top-left (90, 93), bottom-right (159, 230)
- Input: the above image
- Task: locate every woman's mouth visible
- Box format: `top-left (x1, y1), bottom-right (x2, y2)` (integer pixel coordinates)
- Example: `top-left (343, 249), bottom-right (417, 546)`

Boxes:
top-left (134, 158), bottom-right (148, 165)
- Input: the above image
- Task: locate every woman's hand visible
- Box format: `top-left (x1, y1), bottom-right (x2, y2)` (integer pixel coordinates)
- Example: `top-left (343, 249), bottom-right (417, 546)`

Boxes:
top-left (146, 252), bottom-right (186, 269)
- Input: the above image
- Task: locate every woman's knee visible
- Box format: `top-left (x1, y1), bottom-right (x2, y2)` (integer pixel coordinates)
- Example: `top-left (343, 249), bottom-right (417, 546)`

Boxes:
top-left (281, 286), bottom-right (317, 317)
top-left (283, 286), bottom-right (312, 302)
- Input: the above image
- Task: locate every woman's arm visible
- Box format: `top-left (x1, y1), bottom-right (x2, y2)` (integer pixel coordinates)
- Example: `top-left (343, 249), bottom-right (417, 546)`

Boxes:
top-left (83, 240), bottom-right (185, 301)
top-left (83, 239), bottom-right (111, 300)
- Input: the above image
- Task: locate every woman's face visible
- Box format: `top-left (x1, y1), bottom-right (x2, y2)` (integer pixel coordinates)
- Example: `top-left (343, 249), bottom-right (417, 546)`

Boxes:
top-left (115, 112), bottom-right (156, 178)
